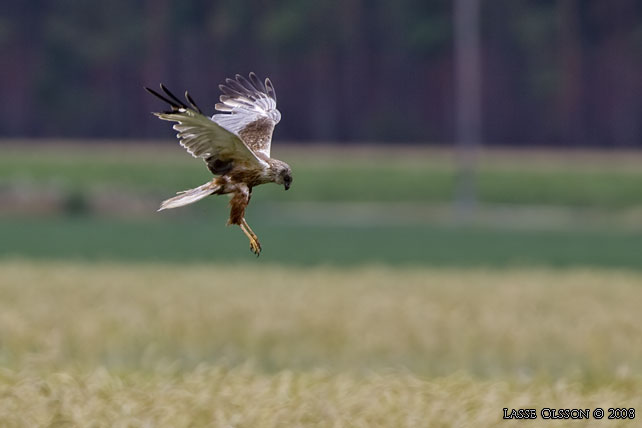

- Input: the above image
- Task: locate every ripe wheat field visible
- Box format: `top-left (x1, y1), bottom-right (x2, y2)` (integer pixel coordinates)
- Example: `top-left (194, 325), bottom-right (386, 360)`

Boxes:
top-left (0, 261), bottom-right (640, 427)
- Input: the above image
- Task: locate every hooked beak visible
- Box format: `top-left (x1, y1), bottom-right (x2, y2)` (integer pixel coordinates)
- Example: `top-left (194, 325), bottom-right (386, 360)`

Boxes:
top-left (284, 182), bottom-right (290, 190)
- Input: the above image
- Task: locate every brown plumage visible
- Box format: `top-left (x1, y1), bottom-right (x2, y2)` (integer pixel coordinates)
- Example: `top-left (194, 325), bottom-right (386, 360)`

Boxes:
top-left (145, 73), bottom-right (292, 256)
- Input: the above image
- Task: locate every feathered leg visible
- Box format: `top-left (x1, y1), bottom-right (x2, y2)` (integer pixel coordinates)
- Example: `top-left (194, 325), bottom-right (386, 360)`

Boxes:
top-left (229, 184), bottom-right (261, 256)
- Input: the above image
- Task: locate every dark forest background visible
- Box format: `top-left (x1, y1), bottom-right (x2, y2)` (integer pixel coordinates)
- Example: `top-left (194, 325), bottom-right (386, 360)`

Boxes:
top-left (1, 0), bottom-right (641, 146)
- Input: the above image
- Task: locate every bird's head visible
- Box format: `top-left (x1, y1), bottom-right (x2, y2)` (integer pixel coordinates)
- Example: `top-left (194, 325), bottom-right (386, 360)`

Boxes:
top-left (270, 159), bottom-right (293, 190)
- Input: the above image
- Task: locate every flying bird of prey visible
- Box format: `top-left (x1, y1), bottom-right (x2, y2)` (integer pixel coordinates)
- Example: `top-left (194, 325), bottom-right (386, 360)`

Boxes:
top-left (145, 73), bottom-right (292, 256)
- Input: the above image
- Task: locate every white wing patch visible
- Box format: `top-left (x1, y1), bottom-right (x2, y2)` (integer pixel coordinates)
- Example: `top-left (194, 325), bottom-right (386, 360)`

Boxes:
top-left (212, 96), bottom-right (278, 135)
top-left (212, 73), bottom-right (280, 158)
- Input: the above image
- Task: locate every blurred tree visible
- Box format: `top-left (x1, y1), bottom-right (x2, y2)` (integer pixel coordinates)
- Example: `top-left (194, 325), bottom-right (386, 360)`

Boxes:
top-left (558, 0), bottom-right (584, 144)
top-left (585, 0), bottom-right (642, 146)
top-left (454, 0), bottom-right (481, 218)
top-left (0, 0), bottom-right (640, 146)
top-left (1, 2), bottom-right (48, 135)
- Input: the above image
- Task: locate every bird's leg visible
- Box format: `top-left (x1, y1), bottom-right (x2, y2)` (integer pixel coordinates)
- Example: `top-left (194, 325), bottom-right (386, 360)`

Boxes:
top-left (228, 185), bottom-right (260, 255)
top-left (240, 218), bottom-right (262, 256)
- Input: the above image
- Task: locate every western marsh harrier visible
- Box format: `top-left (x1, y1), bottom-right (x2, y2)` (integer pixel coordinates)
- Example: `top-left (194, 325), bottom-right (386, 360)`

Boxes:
top-left (145, 73), bottom-right (292, 256)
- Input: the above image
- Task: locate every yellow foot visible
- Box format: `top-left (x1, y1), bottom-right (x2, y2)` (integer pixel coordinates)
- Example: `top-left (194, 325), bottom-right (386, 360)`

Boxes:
top-left (249, 237), bottom-right (262, 256)
top-left (239, 218), bottom-right (262, 256)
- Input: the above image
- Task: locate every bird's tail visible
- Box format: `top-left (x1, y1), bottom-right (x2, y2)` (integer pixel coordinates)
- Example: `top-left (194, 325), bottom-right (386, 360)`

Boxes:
top-left (158, 181), bottom-right (220, 211)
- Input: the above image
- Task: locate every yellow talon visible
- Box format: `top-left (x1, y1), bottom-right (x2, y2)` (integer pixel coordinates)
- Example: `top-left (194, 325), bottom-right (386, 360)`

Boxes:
top-left (249, 238), bottom-right (262, 256)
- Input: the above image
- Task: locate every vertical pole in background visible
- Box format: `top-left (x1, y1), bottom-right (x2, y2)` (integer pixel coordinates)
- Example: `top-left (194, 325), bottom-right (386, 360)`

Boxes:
top-left (454, 0), bottom-right (481, 221)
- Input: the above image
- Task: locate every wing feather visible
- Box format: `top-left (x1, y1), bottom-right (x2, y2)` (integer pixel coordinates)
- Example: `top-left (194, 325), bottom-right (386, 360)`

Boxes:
top-left (212, 72), bottom-right (281, 158)
top-left (265, 78), bottom-right (277, 102)
top-left (145, 85), bottom-right (267, 168)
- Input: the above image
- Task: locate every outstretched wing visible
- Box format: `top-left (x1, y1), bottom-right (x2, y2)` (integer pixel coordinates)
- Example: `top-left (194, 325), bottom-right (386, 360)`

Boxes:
top-left (145, 84), bottom-right (267, 168)
top-left (213, 72), bottom-right (280, 158)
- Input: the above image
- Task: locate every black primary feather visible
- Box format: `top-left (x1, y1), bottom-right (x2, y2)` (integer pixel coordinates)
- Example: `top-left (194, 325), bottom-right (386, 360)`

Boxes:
top-left (145, 86), bottom-right (180, 110)
top-left (185, 91), bottom-right (202, 113)
top-left (160, 84), bottom-right (187, 109)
